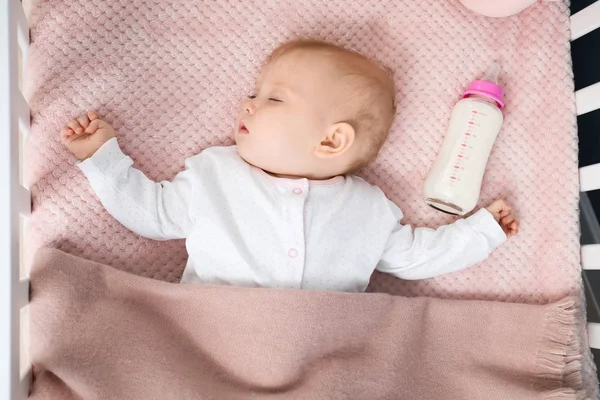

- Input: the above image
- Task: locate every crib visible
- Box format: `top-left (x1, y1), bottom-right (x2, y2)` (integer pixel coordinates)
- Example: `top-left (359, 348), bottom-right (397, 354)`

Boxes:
top-left (2, 0), bottom-right (600, 398)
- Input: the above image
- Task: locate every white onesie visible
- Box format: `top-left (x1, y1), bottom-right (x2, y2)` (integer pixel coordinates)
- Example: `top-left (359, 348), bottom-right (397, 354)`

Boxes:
top-left (77, 138), bottom-right (507, 292)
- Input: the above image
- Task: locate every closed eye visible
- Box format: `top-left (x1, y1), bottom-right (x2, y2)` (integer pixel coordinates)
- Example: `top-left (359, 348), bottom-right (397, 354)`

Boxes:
top-left (247, 94), bottom-right (283, 102)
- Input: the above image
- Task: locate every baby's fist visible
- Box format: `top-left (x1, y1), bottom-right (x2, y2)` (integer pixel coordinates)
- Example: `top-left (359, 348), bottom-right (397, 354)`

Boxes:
top-left (60, 111), bottom-right (115, 161)
top-left (485, 199), bottom-right (519, 238)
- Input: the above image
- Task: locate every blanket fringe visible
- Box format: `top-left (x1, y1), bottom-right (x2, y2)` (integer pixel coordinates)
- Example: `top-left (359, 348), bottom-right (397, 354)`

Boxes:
top-left (536, 297), bottom-right (587, 400)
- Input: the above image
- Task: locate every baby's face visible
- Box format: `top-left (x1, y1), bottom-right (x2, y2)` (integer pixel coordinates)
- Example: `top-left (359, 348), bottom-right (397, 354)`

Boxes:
top-left (235, 50), bottom-right (341, 178)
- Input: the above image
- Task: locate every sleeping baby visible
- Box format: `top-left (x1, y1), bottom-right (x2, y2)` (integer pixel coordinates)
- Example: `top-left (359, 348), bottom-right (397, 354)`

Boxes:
top-left (59, 39), bottom-right (519, 292)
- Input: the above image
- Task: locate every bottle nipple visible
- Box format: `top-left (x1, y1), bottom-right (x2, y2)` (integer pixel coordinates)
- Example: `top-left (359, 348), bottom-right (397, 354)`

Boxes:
top-left (481, 62), bottom-right (500, 84)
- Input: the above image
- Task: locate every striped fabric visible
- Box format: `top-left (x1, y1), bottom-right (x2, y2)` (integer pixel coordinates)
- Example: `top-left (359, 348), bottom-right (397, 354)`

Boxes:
top-left (572, 0), bottom-right (600, 388)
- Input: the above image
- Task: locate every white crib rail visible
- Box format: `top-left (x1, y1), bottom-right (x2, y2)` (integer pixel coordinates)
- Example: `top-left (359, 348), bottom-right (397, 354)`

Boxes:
top-left (571, 0), bottom-right (600, 40)
top-left (1, 0), bottom-right (31, 399)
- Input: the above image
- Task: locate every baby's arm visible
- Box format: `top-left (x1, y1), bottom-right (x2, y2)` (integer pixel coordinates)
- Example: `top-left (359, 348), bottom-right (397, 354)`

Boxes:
top-left (60, 112), bottom-right (195, 240)
top-left (376, 201), bottom-right (517, 280)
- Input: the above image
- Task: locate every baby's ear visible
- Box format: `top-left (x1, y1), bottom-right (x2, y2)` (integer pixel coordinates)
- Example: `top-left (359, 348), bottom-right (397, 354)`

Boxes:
top-left (314, 122), bottom-right (355, 159)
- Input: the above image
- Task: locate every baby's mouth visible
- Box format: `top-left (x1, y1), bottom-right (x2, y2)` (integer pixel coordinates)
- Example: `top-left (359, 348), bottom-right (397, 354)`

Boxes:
top-left (239, 121), bottom-right (249, 134)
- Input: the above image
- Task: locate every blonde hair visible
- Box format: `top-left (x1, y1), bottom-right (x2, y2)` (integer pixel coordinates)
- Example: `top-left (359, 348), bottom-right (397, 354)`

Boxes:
top-left (267, 39), bottom-right (397, 173)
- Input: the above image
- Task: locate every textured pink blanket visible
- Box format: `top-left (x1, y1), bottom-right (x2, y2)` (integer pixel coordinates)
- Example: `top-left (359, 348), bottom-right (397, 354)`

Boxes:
top-left (23, 0), bottom-right (594, 388)
top-left (29, 248), bottom-right (589, 399)
top-left (25, 0), bottom-right (580, 302)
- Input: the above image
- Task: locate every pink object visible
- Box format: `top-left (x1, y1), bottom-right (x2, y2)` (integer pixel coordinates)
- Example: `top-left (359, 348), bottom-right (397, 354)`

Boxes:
top-left (293, 188), bottom-right (303, 195)
top-left (29, 248), bottom-right (589, 399)
top-left (23, 2), bottom-right (593, 389)
top-left (459, 0), bottom-right (538, 18)
top-left (462, 80), bottom-right (505, 108)
top-left (288, 248), bottom-right (299, 258)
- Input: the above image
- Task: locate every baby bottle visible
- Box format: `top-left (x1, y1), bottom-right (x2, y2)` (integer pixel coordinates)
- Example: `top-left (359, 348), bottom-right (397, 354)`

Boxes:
top-left (423, 63), bottom-right (504, 215)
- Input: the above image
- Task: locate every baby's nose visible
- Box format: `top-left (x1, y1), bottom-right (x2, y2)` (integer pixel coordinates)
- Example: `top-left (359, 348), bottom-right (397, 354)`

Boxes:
top-left (244, 99), bottom-right (256, 115)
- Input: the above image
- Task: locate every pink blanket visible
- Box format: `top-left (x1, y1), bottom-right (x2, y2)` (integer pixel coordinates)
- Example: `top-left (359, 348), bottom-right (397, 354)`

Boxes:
top-left (24, 0), bottom-right (579, 301)
top-left (29, 248), bottom-right (589, 399)
top-left (23, 0), bottom-right (596, 393)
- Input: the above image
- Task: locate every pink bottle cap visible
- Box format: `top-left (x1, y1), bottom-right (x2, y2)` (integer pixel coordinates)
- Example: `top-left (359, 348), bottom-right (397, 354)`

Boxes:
top-left (462, 80), bottom-right (504, 109)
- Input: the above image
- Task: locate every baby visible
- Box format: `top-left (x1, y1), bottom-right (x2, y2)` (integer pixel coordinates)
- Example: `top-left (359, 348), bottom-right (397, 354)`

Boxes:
top-left (60, 39), bottom-right (519, 292)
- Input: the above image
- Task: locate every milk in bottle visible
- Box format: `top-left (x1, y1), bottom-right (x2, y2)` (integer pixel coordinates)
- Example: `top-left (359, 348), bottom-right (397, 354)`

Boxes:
top-left (423, 63), bottom-right (505, 215)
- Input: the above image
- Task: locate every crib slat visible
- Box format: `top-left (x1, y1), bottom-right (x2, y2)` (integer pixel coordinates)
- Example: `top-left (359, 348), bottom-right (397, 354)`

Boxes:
top-left (15, 0), bottom-right (27, 60)
top-left (16, 279), bottom-right (28, 311)
top-left (576, 81), bottom-right (600, 116)
top-left (18, 370), bottom-right (29, 400)
top-left (15, 91), bottom-right (28, 130)
top-left (588, 322), bottom-right (600, 349)
top-left (1, 1), bottom-right (30, 400)
top-left (15, 185), bottom-right (30, 217)
top-left (583, 244), bottom-right (600, 270)
top-left (580, 164), bottom-right (600, 192)
top-left (571, 1), bottom-right (600, 41)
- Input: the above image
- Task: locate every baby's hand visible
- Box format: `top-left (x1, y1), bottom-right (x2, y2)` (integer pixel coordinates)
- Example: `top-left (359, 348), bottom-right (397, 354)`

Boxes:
top-left (60, 111), bottom-right (115, 161)
top-left (485, 199), bottom-right (519, 238)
